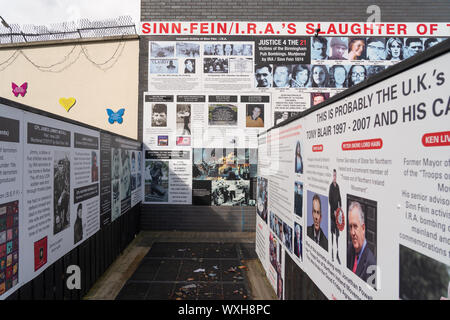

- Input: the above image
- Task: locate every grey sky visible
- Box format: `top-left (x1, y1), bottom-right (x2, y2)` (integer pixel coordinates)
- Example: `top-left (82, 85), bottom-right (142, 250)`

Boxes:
top-left (0, 0), bottom-right (140, 26)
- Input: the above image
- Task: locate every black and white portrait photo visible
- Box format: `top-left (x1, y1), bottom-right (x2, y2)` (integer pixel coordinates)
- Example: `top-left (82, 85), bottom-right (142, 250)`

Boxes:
top-left (112, 148), bottom-right (120, 180)
top-left (311, 37), bottom-right (328, 60)
top-left (223, 43), bottom-right (234, 56)
top-left (404, 38), bottom-right (424, 59)
top-left (255, 64), bottom-right (273, 88)
top-left (53, 151), bottom-right (70, 235)
top-left (273, 65), bottom-right (292, 88)
top-left (311, 65), bottom-right (329, 88)
top-left (74, 203), bottom-right (83, 245)
top-left (348, 65), bottom-right (367, 87)
top-left (291, 64), bottom-right (311, 88)
top-left (385, 37), bottom-right (404, 61)
top-left (184, 59), bottom-right (196, 74)
top-left (152, 103), bottom-right (168, 127)
top-left (328, 65), bottom-right (348, 88)
top-left (283, 222), bottom-right (293, 253)
top-left (366, 37), bottom-right (386, 61)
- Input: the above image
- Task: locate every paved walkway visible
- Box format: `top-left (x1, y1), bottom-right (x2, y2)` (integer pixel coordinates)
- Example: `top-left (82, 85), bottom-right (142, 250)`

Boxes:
top-left (84, 231), bottom-right (276, 300)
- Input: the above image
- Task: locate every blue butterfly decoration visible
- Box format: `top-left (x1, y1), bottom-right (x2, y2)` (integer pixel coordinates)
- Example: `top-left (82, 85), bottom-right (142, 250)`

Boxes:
top-left (106, 108), bottom-right (125, 124)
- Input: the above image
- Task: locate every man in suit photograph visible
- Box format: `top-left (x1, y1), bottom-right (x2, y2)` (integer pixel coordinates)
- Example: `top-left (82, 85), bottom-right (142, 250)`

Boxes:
top-left (329, 169), bottom-right (342, 264)
top-left (347, 201), bottom-right (376, 287)
top-left (294, 223), bottom-right (302, 259)
top-left (294, 182), bottom-right (303, 217)
top-left (307, 194), bottom-right (328, 251)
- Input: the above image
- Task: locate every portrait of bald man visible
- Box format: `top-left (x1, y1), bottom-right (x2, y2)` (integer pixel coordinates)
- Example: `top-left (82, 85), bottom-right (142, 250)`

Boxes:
top-left (347, 201), bottom-right (376, 286)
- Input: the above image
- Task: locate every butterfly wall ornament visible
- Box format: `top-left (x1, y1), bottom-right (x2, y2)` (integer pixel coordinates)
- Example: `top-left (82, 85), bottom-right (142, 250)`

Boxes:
top-left (12, 82), bottom-right (28, 97)
top-left (107, 108), bottom-right (125, 124)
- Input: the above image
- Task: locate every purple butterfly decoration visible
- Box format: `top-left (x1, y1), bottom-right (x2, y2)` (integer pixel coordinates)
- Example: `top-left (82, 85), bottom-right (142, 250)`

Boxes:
top-left (12, 82), bottom-right (28, 97)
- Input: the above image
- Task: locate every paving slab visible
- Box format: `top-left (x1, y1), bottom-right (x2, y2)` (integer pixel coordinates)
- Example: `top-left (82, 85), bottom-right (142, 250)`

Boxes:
top-left (85, 231), bottom-right (276, 300)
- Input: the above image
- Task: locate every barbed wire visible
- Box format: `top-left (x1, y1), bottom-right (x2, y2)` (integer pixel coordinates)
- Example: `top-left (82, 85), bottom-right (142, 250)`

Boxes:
top-left (0, 16), bottom-right (134, 73)
top-left (0, 50), bottom-right (19, 66)
top-left (11, 41), bottom-right (126, 73)
top-left (0, 51), bottom-right (20, 71)
top-left (80, 41), bottom-right (124, 66)
top-left (19, 45), bottom-right (78, 69)
top-left (0, 16), bottom-right (136, 45)
top-left (18, 46), bottom-right (82, 73)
